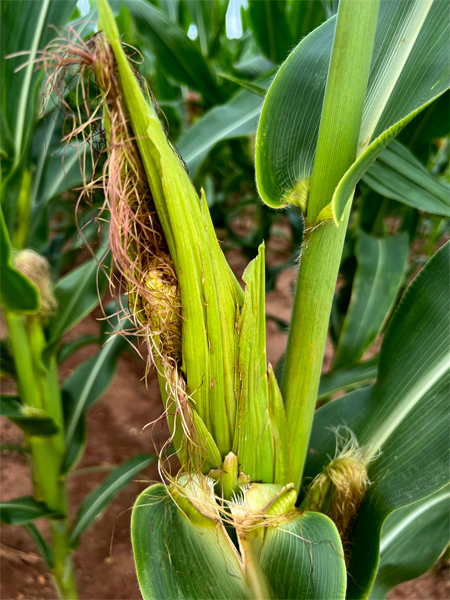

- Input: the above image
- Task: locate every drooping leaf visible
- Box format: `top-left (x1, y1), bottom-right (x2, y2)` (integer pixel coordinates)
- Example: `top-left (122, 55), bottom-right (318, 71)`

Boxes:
top-left (57, 334), bottom-right (99, 364)
top-left (247, 0), bottom-right (292, 64)
top-left (370, 486), bottom-right (450, 599)
top-left (398, 89), bottom-right (450, 161)
top-left (70, 454), bottom-right (155, 548)
top-left (132, 483), bottom-right (250, 600)
top-left (255, 0), bottom-right (450, 220)
top-left (261, 512), bottom-right (346, 600)
top-left (24, 522), bottom-right (55, 569)
top-left (217, 71), bottom-right (267, 97)
top-left (177, 83), bottom-right (267, 179)
top-left (62, 323), bottom-right (128, 471)
top-left (1, 395), bottom-right (59, 437)
top-left (122, 0), bottom-right (225, 106)
top-left (0, 208), bottom-right (39, 314)
top-left (0, 496), bottom-right (62, 525)
top-left (304, 242), bottom-right (450, 598)
top-left (333, 230), bottom-right (409, 369)
top-left (362, 140), bottom-right (450, 216)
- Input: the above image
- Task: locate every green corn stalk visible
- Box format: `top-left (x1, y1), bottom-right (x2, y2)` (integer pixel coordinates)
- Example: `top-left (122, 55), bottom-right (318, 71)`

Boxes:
top-left (1, 236), bottom-right (78, 599)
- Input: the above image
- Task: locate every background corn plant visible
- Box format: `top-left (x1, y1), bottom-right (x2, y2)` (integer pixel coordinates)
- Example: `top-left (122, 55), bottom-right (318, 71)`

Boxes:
top-left (0, 3), bottom-right (155, 598)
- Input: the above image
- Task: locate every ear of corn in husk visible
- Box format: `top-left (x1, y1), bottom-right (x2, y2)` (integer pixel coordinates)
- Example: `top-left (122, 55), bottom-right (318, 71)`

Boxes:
top-left (43, 0), bottom-right (290, 492)
top-left (302, 428), bottom-right (371, 553)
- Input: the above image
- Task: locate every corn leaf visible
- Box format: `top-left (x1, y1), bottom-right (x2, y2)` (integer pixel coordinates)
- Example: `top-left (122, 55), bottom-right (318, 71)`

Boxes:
top-left (318, 356), bottom-right (378, 400)
top-left (0, 208), bottom-right (39, 314)
top-left (62, 320), bottom-right (128, 472)
top-left (1, 395), bottom-right (59, 437)
top-left (0, 0), bottom-right (77, 166)
top-left (235, 244), bottom-right (275, 483)
top-left (24, 522), bottom-right (55, 569)
top-left (362, 139), bottom-right (450, 216)
top-left (122, 0), bottom-right (225, 106)
top-left (47, 247), bottom-right (109, 346)
top-left (255, 0), bottom-right (450, 220)
top-left (370, 486), bottom-right (450, 599)
top-left (261, 512), bottom-right (346, 600)
top-left (69, 454), bottom-right (155, 548)
top-left (288, 0), bottom-right (327, 42)
top-left (132, 484), bottom-right (251, 600)
top-left (333, 230), bottom-right (409, 369)
top-left (304, 242), bottom-right (450, 598)
top-left (177, 84), bottom-right (267, 179)
top-left (247, 0), bottom-right (292, 64)
top-left (0, 496), bottom-right (62, 525)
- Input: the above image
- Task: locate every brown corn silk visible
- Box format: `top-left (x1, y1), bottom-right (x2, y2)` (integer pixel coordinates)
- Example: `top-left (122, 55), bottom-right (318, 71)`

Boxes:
top-left (40, 30), bottom-right (192, 467)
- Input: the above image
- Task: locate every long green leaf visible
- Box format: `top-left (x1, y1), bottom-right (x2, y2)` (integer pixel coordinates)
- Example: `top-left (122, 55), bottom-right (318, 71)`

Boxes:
top-left (70, 454), bottom-right (155, 547)
top-left (333, 230), bottom-right (408, 368)
top-left (0, 0), bottom-right (77, 166)
top-left (304, 242), bottom-right (450, 598)
top-left (318, 356), bottom-right (378, 400)
top-left (255, 0), bottom-right (450, 219)
top-left (0, 496), bottom-right (62, 525)
top-left (132, 484), bottom-right (250, 599)
top-left (247, 0), bottom-right (292, 64)
top-left (63, 323), bottom-right (128, 469)
top-left (288, 0), bottom-right (327, 43)
top-left (1, 395), bottom-right (59, 437)
top-left (24, 522), bottom-right (55, 569)
top-left (370, 486), bottom-right (450, 599)
top-left (122, 0), bottom-right (224, 106)
top-left (47, 248), bottom-right (109, 345)
top-left (177, 84), bottom-right (267, 179)
top-left (362, 139), bottom-right (450, 216)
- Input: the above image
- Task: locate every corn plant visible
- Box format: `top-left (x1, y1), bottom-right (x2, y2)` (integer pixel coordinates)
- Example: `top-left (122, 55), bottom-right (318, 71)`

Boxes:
top-left (24, 0), bottom-right (449, 598)
top-left (0, 3), bottom-right (155, 598)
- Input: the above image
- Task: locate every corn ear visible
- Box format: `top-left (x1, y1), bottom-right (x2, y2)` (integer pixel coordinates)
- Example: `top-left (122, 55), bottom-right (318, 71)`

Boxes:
top-left (98, 0), bottom-right (243, 457)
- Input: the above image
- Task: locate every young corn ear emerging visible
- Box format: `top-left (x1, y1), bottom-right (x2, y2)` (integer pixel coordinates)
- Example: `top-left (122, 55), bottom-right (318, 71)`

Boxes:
top-left (14, 250), bottom-right (57, 323)
top-left (303, 428), bottom-right (371, 554)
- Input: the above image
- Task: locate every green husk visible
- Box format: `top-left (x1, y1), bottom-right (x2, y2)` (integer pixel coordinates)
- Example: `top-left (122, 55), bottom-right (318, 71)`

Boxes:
top-left (97, 0), bottom-right (290, 486)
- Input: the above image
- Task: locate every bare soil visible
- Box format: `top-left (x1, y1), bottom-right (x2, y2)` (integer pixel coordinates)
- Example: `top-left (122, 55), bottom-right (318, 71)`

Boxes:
top-left (1, 255), bottom-right (448, 600)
